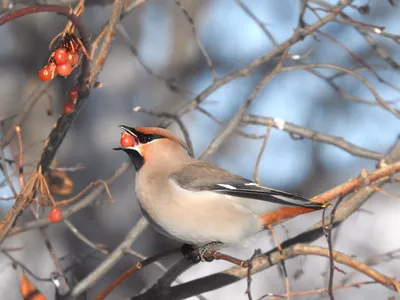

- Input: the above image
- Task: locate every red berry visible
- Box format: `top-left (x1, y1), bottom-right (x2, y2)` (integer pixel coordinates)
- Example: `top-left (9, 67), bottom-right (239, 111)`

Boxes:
top-left (64, 101), bottom-right (75, 114)
top-left (120, 132), bottom-right (135, 147)
top-left (67, 88), bottom-right (78, 102)
top-left (68, 52), bottom-right (79, 65)
top-left (56, 62), bottom-right (73, 77)
top-left (48, 207), bottom-right (62, 223)
top-left (54, 48), bottom-right (68, 65)
top-left (39, 64), bottom-right (56, 81)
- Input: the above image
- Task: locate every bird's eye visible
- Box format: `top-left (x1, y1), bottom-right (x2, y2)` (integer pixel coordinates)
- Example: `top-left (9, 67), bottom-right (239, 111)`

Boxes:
top-left (144, 135), bottom-right (154, 143)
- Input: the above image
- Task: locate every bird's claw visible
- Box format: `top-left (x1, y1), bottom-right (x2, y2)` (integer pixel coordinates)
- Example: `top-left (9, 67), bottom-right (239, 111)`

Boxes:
top-left (198, 247), bottom-right (214, 262)
top-left (181, 244), bottom-right (201, 263)
top-left (181, 242), bottom-right (222, 263)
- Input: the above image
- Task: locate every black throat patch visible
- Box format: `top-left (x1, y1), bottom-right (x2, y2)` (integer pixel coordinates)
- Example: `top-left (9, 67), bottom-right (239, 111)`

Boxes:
top-left (124, 149), bottom-right (145, 171)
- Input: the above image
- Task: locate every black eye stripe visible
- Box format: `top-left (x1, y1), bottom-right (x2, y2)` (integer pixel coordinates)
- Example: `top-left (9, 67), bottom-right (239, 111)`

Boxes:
top-left (138, 134), bottom-right (164, 144)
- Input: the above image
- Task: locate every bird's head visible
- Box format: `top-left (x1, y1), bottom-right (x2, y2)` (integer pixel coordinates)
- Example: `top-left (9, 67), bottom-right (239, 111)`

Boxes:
top-left (114, 126), bottom-right (191, 170)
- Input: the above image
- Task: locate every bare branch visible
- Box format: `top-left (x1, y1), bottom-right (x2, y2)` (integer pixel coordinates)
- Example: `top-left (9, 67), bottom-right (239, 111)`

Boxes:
top-left (71, 217), bottom-right (149, 297)
top-left (242, 115), bottom-right (385, 160)
top-left (199, 46), bottom-right (290, 160)
top-left (174, 0), bottom-right (218, 81)
top-left (281, 64), bottom-right (400, 118)
top-left (160, 0), bottom-right (354, 129)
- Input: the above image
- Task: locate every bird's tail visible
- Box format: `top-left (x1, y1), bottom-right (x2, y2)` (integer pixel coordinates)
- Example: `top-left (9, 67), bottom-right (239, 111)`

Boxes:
top-left (259, 204), bottom-right (326, 228)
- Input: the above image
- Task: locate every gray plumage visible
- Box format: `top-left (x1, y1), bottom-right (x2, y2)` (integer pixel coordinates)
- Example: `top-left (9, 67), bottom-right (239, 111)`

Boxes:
top-left (170, 161), bottom-right (322, 208)
top-left (117, 126), bottom-right (324, 246)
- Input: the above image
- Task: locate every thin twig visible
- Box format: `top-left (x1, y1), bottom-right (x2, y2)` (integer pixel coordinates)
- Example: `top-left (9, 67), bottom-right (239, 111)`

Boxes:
top-left (322, 196), bottom-right (345, 300)
top-left (235, 0), bottom-right (278, 46)
top-left (174, 0), bottom-right (218, 81)
top-left (242, 115), bottom-right (385, 161)
top-left (71, 217), bottom-right (149, 297)
top-left (253, 125), bottom-right (272, 183)
top-left (0, 147), bottom-right (18, 197)
top-left (117, 23), bottom-right (182, 94)
top-left (64, 219), bottom-right (109, 255)
top-left (1, 250), bottom-right (53, 282)
top-left (95, 247), bottom-right (181, 300)
top-left (160, 0), bottom-right (353, 129)
top-left (268, 225), bottom-right (290, 300)
top-left (199, 46), bottom-right (291, 160)
top-left (8, 161), bottom-right (131, 237)
top-left (120, 0), bottom-right (148, 19)
top-left (245, 250), bottom-right (262, 300)
top-left (281, 64), bottom-right (400, 119)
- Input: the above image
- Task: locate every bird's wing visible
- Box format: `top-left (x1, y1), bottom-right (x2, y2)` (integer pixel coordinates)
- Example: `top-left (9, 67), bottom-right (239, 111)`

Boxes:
top-left (169, 162), bottom-right (324, 209)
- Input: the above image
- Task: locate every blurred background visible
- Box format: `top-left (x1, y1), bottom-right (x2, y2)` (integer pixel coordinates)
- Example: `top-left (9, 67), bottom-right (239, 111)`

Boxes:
top-left (0, 0), bottom-right (399, 299)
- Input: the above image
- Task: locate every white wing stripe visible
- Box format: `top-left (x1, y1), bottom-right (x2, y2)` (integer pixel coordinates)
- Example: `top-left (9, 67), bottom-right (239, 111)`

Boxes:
top-left (217, 184), bottom-right (237, 190)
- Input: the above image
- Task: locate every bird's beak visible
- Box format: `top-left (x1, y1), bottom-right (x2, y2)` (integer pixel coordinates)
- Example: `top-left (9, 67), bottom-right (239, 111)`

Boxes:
top-left (113, 125), bottom-right (139, 151)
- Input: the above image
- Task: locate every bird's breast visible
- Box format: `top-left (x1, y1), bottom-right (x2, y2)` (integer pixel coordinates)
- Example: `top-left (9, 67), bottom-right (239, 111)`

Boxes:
top-left (134, 175), bottom-right (263, 245)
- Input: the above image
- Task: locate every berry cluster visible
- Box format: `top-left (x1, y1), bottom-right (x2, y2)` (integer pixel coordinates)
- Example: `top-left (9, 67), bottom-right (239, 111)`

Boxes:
top-left (64, 87), bottom-right (78, 114)
top-left (39, 38), bottom-right (81, 82)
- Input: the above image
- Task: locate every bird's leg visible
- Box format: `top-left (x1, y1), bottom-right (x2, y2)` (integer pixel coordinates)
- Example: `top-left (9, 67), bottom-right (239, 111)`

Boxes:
top-left (181, 244), bottom-right (201, 263)
top-left (181, 242), bottom-right (225, 263)
top-left (198, 245), bottom-right (216, 262)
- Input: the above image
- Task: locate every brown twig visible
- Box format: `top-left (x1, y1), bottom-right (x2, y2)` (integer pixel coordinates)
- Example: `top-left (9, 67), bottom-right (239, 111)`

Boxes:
top-left (95, 248), bottom-right (181, 300)
top-left (310, 160), bottom-right (400, 204)
top-left (7, 161), bottom-right (130, 237)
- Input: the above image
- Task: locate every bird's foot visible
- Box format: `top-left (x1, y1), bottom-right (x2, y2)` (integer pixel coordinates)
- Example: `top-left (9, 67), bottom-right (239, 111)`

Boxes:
top-left (181, 242), bottom-right (224, 263)
top-left (181, 244), bottom-right (201, 263)
top-left (198, 246), bottom-right (215, 262)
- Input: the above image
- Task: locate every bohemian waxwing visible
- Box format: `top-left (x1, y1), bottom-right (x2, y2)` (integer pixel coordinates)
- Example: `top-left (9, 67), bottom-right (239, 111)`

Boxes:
top-left (114, 126), bottom-right (325, 259)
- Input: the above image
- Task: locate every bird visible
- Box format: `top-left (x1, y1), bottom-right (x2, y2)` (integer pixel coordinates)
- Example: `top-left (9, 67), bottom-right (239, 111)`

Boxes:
top-left (114, 125), bottom-right (326, 261)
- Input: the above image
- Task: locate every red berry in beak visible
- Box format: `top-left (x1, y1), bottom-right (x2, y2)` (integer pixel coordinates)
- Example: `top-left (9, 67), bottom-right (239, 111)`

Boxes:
top-left (120, 132), bottom-right (135, 147)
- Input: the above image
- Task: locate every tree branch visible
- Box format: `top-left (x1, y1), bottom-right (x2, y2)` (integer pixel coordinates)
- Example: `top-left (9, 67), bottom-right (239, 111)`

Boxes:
top-left (242, 115), bottom-right (385, 161)
top-left (71, 217), bottom-right (149, 297)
